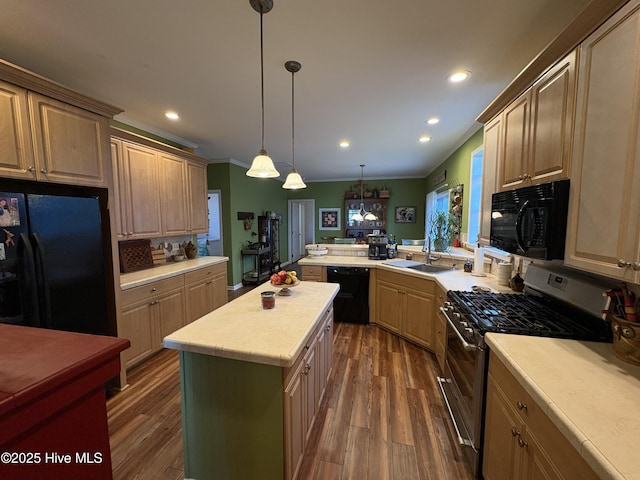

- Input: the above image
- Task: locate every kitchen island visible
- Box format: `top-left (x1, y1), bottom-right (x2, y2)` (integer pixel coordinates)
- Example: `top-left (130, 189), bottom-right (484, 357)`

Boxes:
top-left (163, 281), bottom-right (339, 480)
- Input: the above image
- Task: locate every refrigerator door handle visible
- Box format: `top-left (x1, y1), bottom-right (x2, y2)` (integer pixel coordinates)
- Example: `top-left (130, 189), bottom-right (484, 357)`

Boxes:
top-left (17, 233), bottom-right (41, 327)
top-left (32, 232), bottom-right (53, 329)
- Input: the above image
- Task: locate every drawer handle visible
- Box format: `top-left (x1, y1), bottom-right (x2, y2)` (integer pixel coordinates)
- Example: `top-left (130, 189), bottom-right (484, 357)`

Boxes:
top-left (151, 287), bottom-right (157, 292)
top-left (517, 401), bottom-right (527, 411)
top-left (511, 427), bottom-right (519, 437)
top-left (40, 168), bottom-right (49, 174)
top-left (302, 364), bottom-right (311, 375)
top-left (517, 436), bottom-right (528, 448)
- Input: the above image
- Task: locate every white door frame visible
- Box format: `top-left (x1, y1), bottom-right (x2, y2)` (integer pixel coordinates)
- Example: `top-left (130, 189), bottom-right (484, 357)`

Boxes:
top-left (288, 199), bottom-right (315, 263)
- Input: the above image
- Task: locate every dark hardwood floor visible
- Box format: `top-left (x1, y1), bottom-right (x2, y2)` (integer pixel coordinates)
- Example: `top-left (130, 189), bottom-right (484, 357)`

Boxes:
top-left (107, 281), bottom-right (473, 480)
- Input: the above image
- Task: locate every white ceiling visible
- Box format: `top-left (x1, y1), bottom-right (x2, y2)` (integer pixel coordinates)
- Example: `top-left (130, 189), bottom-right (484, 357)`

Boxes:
top-left (0, 0), bottom-right (591, 183)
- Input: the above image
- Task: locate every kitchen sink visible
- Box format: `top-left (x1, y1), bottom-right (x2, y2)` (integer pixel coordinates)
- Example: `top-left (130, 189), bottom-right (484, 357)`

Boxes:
top-left (406, 264), bottom-right (452, 274)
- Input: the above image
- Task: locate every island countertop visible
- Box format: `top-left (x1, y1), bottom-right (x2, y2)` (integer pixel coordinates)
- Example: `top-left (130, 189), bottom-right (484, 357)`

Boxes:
top-left (163, 281), bottom-right (339, 367)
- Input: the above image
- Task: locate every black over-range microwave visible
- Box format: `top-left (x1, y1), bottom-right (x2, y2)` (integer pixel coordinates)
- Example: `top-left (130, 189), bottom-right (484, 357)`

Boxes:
top-left (490, 179), bottom-right (570, 260)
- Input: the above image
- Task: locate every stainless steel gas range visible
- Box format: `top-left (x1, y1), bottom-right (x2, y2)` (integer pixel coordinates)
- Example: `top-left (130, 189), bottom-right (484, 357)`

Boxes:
top-left (437, 264), bottom-right (615, 477)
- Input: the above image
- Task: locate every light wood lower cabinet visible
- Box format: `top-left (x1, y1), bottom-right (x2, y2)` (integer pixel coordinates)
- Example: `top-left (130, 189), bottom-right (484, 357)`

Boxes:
top-left (375, 270), bottom-right (435, 349)
top-left (120, 277), bottom-right (185, 369)
top-left (483, 352), bottom-right (598, 480)
top-left (284, 306), bottom-right (333, 480)
top-left (184, 263), bottom-right (228, 323)
top-left (119, 264), bottom-right (227, 369)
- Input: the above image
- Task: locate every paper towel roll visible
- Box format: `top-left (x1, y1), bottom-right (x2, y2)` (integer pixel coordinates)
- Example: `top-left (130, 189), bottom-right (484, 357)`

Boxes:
top-left (472, 246), bottom-right (486, 276)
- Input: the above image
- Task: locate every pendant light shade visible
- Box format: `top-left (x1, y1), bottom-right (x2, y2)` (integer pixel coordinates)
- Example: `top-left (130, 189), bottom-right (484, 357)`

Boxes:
top-left (352, 164), bottom-right (377, 222)
top-left (282, 60), bottom-right (306, 189)
top-left (247, 0), bottom-right (279, 179)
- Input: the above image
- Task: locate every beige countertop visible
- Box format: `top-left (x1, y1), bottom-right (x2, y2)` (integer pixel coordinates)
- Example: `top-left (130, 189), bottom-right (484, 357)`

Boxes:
top-left (163, 281), bottom-right (339, 368)
top-left (486, 334), bottom-right (640, 480)
top-left (120, 256), bottom-right (228, 290)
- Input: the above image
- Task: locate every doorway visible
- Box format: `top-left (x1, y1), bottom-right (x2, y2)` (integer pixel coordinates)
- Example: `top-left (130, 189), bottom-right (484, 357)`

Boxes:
top-left (197, 190), bottom-right (223, 256)
top-left (288, 199), bottom-right (314, 263)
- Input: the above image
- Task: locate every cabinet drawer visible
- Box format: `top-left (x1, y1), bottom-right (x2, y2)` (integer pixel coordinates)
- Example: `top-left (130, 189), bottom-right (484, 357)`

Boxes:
top-left (301, 265), bottom-right (324, 281)
top-left (121, 276), bottom-right (184, 305)
top-left (184, 263), bottom-right (226, 284)
top-left (488, 352), bottom-right (541, 424)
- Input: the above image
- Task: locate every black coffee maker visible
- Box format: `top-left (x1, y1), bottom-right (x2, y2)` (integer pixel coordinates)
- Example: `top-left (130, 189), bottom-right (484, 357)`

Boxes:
top-left (368, 234), bottom-right (388, 260)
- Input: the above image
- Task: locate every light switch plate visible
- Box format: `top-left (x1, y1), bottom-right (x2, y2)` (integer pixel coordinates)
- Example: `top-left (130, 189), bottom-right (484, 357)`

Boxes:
top-left (357, 250), bottom-right (367, 257)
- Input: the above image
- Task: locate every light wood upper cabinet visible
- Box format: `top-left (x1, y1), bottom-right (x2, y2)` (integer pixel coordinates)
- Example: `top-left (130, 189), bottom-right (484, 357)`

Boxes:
top-left (111, 130), bottom-right (209, 239)
top-left (119, 141), bottom-right (162, 238)
top-left (159, 152), bottom-right (189, 236)
top-left (494, 50), bottom-right (576, 191)
top-left (499, 91), bottom-right (531, 189)
top-left (28, 92), bottom-right (110, 187)
top-left (565, 0), bottom-right (640, 282)
top-left (186, 159), bottom-right (208, 233)
top-left (0, 87), bottom-right (110, 187)
top-left (480, 115), bottom-right (501, 244)
top-left (0, 80), bottom-right (33, 179)
top-left (528, 50), bottom-right (576, 184)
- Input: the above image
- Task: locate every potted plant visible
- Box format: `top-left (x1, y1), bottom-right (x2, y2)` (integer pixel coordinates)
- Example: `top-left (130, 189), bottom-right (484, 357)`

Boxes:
top-left (428, 210), bottom-right (453, 252)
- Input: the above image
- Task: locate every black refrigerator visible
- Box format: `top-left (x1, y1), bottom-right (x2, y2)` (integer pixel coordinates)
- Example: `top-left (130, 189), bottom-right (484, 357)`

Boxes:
top-left (0, 179), bottom-right (116, 337)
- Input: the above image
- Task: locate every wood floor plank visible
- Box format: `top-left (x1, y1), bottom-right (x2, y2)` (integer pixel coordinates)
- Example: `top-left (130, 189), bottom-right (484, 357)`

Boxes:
top-left (390, 441), bottom-right (420, 480)
top-left (388, 351), bottom-right (415, 446)
top-left (367, 375), bottom-right (391, 480)
top-left (342, 426), bottom-right (371, 479)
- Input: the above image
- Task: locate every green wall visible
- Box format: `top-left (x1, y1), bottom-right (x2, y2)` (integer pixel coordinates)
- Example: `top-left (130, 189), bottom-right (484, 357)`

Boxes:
top-left (424, 128), bottom-right (484, 236)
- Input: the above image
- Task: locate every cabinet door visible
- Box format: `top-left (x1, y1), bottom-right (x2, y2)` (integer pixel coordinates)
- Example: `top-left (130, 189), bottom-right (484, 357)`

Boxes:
top-left (0, 80), bottom-right (34, 180)
top-left (209, 271), bottom-right (228, 311)
top-left (120, 141), bottom-right (162, 238)
top-left (284, 360), bottom-right (306, 480)
top-left (155, 287), bottom-right (186, 341)
top-left (482, 373), bottom-right (521, 480)
top-left (159, 152), bottom-right (189, 236)
top-left (28, 92), bottom-right (109, 187)
top-left (304, 337), bottom-right (319, 439)
top-left (110, 139), bottom-right (127, 239)
top-left (565, 1), bottom-right (640, 282)
top-left (376, 280), bottom-right (403, 333)
top-left (528, 50), bottom-right (576, 184)
top-left (185, 279), bottom-right (210, 324)
top-left (120, 301), bottom-right (156, 369)
top-left (480, 115), bottom-right (501, 244)
top-left (187, 160), bottom-right (209, 233)
top-left (499, 91), bottom-right (531, 190)
top-left (402, 287), bottom-right (434, 348)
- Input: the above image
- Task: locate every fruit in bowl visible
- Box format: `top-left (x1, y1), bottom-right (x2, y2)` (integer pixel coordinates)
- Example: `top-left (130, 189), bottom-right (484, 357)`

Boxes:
top-left (270, 270), bottom-right (299, 286)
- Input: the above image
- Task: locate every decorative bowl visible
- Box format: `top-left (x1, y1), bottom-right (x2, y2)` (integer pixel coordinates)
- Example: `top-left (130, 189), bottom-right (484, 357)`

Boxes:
top-left (270, 278), bottom-right (300, 296)
top-left (306, 244), bottom-right (328, 257)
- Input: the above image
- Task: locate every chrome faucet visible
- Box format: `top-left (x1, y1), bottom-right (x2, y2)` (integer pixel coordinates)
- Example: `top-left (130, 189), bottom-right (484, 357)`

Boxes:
top-left (423, 236), bottom-right (440, 265)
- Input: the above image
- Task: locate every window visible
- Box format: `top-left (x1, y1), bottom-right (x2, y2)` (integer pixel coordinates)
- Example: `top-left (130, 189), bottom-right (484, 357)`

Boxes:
top-left (467, 146), bottom-right (484, 245)
top-left (425, 189), bottom-right (450, 238)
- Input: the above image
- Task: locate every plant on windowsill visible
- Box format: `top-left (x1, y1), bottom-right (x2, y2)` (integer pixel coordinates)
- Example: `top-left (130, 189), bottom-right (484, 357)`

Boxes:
top-left (428, 210), bottom-right (453, 252)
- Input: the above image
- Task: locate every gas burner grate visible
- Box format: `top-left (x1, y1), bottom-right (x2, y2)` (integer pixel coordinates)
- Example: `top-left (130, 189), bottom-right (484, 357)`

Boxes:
top-left (447, 291), bottom-right (611, 342)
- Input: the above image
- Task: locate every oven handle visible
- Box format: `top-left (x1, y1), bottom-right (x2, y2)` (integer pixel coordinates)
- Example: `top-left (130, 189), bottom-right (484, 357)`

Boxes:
top-left (440, 307), bottom-right (480, 352)
top-left (437, 376), bottom-right (474, 448)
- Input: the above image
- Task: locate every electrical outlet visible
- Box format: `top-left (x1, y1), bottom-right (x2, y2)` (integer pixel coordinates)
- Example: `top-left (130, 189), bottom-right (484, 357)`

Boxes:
top-left (357, 251), bottom-right (367, 257)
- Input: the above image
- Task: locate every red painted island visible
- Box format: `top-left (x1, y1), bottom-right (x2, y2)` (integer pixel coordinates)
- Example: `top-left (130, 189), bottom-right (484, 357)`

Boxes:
top-left (0, 324), bottom-right (129, 480)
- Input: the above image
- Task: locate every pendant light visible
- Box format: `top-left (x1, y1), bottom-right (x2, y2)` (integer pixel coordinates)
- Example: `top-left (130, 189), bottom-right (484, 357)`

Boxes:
top-left (246, 0), bottom-right (280, 178)
top-left (352, 164), bottom-right (377, 222)
top-left (282, 60), bottom-right (306, 190)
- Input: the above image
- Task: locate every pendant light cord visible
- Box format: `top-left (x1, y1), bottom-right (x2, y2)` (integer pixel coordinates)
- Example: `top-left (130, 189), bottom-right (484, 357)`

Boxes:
top-left (260, 11), bottom-right (265, 152)
top-left (291, 68), bottom-right (295, 168)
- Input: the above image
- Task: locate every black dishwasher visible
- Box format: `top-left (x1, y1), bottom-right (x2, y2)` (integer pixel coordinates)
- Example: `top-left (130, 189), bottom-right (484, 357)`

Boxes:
top-left (326, 267), bottom-right (370, 323)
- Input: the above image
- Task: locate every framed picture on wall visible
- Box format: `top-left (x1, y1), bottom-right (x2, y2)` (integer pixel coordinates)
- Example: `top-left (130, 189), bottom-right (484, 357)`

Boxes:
top-left (319, 208), bottom-right (341, 230)
top-left (395, 206), bottom-right (416, 223)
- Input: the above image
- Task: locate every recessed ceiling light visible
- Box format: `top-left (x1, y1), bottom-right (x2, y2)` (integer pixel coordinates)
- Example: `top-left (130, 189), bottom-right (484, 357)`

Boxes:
top-left (165, 111), bottom-right (180, 120)
top-left (339, 140), bottom-right (351, 148)
top-left (427, 117), bottom-right (440, 125)
top-left (419, 135), bottom-right (431, 143)
top-left (447, 70), bottom-right (471, 83)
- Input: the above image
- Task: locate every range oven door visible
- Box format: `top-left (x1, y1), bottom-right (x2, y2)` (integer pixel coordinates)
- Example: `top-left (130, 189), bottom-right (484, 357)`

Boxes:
top-left (437, 308), bottom-right (487, 477)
